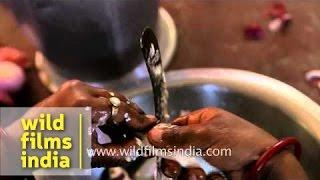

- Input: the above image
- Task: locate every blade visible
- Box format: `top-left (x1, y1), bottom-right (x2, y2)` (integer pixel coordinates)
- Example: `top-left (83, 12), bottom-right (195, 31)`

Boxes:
top-left (140, 27), bottom-right (169, 122)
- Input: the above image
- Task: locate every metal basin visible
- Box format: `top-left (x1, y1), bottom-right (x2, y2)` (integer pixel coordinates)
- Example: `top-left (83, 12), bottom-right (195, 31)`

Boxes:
top-left (121, 68), bottom-right (320, 179)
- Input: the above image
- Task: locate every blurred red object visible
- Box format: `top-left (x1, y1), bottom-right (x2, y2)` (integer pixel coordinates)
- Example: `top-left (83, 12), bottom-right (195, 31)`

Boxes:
top-left (266, 2), bottom-right (292, 33)
top-left (267, 2), bottom-right (287, 19)
top-left (244, 23), bottom-right (264, 40)
top-left (0, 47), bottom-right (29, 68)
top-left (0, 91), bottom-right (14, 106)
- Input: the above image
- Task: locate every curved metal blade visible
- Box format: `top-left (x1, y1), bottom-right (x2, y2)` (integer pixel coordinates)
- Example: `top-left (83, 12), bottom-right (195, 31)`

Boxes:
top-left (140, 27), bottom-right (169, 122)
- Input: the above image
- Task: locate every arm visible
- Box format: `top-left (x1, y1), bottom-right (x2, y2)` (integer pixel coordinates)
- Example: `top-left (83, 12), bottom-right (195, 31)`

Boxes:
top-left (147, 107), bottom-right (308, 180)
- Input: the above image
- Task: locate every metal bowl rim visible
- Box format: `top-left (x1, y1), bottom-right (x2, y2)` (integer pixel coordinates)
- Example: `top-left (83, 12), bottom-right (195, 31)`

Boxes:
top-left (123, 68), bottom-right (320, 142)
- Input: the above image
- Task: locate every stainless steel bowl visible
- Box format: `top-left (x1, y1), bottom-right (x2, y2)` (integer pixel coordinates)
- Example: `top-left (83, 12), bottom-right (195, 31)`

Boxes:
top-left (121, 68), bottom-right (320, 179)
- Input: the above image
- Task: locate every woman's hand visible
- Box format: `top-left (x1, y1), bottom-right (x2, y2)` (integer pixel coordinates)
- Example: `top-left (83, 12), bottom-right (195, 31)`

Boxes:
top-left (38, 80), bottom-right (157, 167)
top-left (147, 107), bottom-right (306, 179)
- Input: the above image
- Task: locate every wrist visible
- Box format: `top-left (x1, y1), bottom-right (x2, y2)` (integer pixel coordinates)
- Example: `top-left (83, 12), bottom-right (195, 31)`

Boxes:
top-left (259, 151), bottom-right (307, 180)
top-left (259, 150), bottom-right (290, 179)
top-left (248, 137), bottom-right (304, 180)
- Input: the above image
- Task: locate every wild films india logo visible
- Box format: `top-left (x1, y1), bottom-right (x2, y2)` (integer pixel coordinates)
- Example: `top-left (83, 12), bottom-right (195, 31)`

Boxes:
top-left (0, 107), bottom-right (91, 176)
top-left (20, 113), bottom-right (72, 169)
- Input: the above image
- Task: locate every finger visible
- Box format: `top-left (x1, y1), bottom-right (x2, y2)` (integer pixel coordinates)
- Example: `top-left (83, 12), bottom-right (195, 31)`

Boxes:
top-left (94, 100), bottom-right (147, 143)
top-left (92, 96), bottom-right (110, 109)
top-left (91, 95), bottom-right (138, 125)
top-left (109, 90), bottom-right (129, 102)
top-left (173, 111), bottom-right (203, 125)
top-left (94, 88), bottom-right (129, 102)
top-left (177, 168), bottom-right (206, 180)
top-left (71, 81), bottom-right (104, 96)
top-left (173, 107), bottom-right (221, 126)
top-left (108, 100), bottom-right (127, 125)
top-left (160, 159), bottom-right (181, 178)
top-left (90, 88), bottom-right (109, 97)
top-left (111, 99), bottom-right (156, 131)
top-left (75, 95), bottom-right (109, 108)
top-left (127, 101), bottom-right (145, 115)
top-left (105, 100), bottom-right (141, 125)
top-left (140, 114), bottom-right (158, 131)
top-left (97, 89), bottom-right (144, 113)
top-left (93, 88), bottom-right (145, 116)
top-left (124, 108), bottom-right (157, 131)
top-left (147, 123), bottom-right (214, 149)
top-left (93, 97), bottom-right (127, 125)
top-left (90, 97), bottom-right (111, 124)
top-left (172, 115), bottom-right (188, 126)
top-left (95, 107), bottom-right (157, 143)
